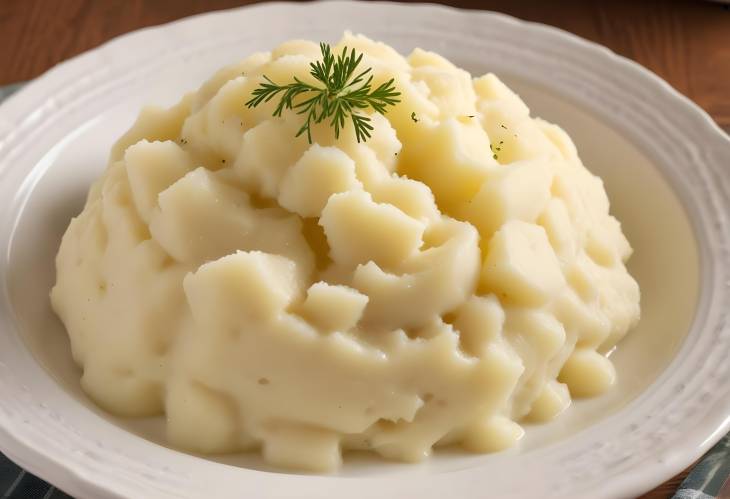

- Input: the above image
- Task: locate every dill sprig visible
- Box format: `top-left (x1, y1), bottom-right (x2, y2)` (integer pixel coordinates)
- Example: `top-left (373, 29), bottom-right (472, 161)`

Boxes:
top-left (245, 43), bottom-right (401, 143)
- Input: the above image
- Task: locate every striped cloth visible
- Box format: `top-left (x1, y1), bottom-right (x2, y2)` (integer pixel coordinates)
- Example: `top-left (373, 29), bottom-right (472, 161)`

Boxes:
top-left (1, 454), bottom-right (71, 499)
top-left (674, 434), bottom-right (730, 499)
top-left (1, 81), bottom-right (729, 499)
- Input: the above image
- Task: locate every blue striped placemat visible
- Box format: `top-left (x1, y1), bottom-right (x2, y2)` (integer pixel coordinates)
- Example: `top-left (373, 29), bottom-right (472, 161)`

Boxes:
top-left (0, 81), bottom-right (728, 499)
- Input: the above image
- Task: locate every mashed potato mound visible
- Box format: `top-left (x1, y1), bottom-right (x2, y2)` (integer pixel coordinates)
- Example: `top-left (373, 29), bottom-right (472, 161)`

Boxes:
top-left (51, 33), bottom-right (640, 471)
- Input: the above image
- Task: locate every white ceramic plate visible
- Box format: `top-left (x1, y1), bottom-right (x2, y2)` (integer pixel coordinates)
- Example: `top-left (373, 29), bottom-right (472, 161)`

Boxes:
top-left (1, 2), bottom-right (729, 498)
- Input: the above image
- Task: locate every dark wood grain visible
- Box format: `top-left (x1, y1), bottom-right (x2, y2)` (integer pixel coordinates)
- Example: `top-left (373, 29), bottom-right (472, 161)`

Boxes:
top-left (0, 2), bottom-right (727, 498)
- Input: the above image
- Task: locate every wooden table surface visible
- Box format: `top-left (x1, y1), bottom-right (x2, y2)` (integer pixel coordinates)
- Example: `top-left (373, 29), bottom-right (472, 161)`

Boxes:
top-left (0, 1), bottom-right (728, 498)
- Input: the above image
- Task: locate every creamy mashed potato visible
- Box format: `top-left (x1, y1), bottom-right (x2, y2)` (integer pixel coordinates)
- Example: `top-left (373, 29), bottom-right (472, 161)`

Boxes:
top-left (51, 33), bottom-right (640, 471)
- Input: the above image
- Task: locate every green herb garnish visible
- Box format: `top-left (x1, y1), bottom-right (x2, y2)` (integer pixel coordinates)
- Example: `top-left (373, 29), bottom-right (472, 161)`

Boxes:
top-left (411, 112), bottom-right (419, 123)
top-left (245, 43), bottom-right (401, 143)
